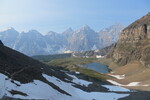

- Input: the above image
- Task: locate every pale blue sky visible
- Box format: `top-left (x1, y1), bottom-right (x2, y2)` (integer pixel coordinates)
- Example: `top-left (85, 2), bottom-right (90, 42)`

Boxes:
top-left (0, 0), bottom-right (149, 34)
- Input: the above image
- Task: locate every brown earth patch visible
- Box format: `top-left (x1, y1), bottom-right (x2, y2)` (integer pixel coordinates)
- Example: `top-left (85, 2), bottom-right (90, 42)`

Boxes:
top-left (99, 58), bottom-right (150, 91)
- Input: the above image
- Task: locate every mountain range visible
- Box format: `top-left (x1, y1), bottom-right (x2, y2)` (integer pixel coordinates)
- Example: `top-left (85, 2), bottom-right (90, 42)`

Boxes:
top-left (0, 23), bottom-right (124, 56)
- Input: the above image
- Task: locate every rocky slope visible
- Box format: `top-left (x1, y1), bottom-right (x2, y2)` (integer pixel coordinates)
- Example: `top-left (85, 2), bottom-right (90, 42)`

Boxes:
top-left (0, 24), bottom-right (123, 56)
top-left (67, 25), bottom-right (100, 51)
top-left (109, 12), bottom-right (150, 67)
top-left (72, 44), bottom-right (115, 58)
top-left (99, 23), bottom-right (124, 47)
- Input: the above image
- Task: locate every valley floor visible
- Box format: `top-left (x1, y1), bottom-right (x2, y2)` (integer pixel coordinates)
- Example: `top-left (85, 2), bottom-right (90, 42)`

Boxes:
top-left (46, 57), bottom-right (150, 100)
top-left (47, 57), bottom-right (150, 91)
top-left (98, 58), bottom-right (150, 91)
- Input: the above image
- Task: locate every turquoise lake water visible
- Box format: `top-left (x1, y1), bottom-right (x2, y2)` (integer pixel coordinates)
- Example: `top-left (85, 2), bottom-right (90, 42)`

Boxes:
top-left (84, 62), bottom-right (109, 73)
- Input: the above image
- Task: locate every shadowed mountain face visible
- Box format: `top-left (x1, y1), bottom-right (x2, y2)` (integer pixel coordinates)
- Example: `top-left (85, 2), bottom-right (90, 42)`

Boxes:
top-left (109, 12), bottom-right (150, 67)
top-left (0, 24), bottom-right (124, 56)
top-left (0, 44), bottom-right (73, 95)
top-left (0, 40), bottom-right (3, 45)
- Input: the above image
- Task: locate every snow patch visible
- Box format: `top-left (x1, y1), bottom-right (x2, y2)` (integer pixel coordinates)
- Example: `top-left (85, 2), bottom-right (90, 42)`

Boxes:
top-left (108, 74), bottom-right (125, 79)
top-left (75, 72), bottom-right (80, 74)
top-left (110, 71), bottom-right (115, 74)
top-left (43, 74), bottom-right (129, 100)
top-left (0, 73), bottom-right (130, 100)
top-left (107, 80), bottom-right (149, 87)
top-left (127, 82), bottom-right (149, 86)
top-left (0, 73), bottom-right (74, 99)
top-left (64, 50), bottom-right (73, 53)
top-left (96, 55), bottom-right (104, 58)
top-left (66, 74), bottom-right (92, 87)
top-left (102, 85), bottom-right (130, 92)
top-left (94, 49), bottom-right (99, 52)
top-left (72, 53), bottom-right (78, 57)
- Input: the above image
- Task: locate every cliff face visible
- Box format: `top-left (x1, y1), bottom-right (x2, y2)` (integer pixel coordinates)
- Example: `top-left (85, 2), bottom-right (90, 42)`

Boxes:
top-left (119, 12), bottom-right (150, 42)
top-left (110, 12), bottom-right (150, 67)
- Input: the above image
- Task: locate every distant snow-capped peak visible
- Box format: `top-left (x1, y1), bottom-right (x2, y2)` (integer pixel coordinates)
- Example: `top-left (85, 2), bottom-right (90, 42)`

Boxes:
top-left (81, 25), bottom-right (91, 30)
top-left (63, 28), bottom-right (73, 34)
top-left (0, 27), bottom-right (15, 32)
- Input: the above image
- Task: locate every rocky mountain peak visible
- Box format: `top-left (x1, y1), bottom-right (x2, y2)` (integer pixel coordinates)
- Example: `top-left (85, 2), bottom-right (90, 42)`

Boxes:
top-left (0, 27), bottom-right (18, 34)
top-left (74, 25), bottom-right (94, 34)
top-left (110, 12), bottom-right (150, 67)
top-left (119, 12), bottom-right (150, 42)
top-left (28, 29), bottom-right (39, 33)
top-left (147, 12), bottom-right (150, 16)
top-left (6, 27), bottom-right (15, 30)
top-left (81, 24), bottom-right (91, 30)
top-left (110, 23), bottom-right (124, 29)
top-left (0, 27), bottom-right (14, 32)
top-left (63, 28), bottom-right (73, 34)
top-left (28, 30), bottom-right (43, 35)
top-left (47, 31), bottom-right (58, 36)
top-left (65, 27), bottom-right (73, 32)
top-left (100, 23), bottom-right (124, 32)
top-left (21, 30), bottom-right (43, 38)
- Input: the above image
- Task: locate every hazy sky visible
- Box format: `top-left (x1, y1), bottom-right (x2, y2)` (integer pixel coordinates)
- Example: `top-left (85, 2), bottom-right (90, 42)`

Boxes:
top-left (0, 0), bottom-right (149, 34)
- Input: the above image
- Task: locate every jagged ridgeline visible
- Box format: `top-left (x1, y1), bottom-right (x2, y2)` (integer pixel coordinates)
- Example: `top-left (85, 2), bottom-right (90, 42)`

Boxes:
top-left (0, 24), bottom-right (124, 56)
top-left (109, 12), bottom-right (150, 67)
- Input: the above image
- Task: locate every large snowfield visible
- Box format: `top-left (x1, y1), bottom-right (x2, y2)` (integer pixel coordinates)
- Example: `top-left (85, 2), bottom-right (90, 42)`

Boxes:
top-left (0, 73), bottom-right (129, 100)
